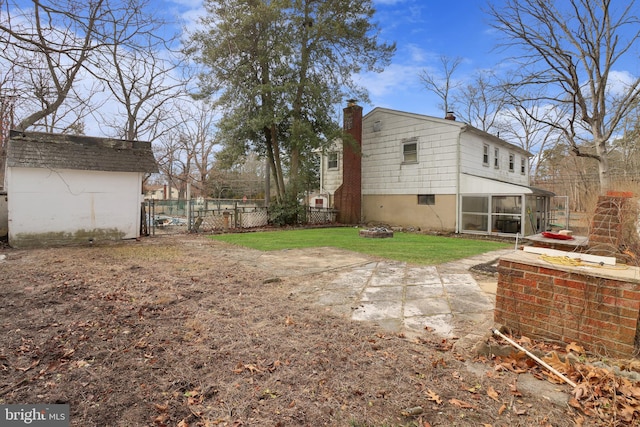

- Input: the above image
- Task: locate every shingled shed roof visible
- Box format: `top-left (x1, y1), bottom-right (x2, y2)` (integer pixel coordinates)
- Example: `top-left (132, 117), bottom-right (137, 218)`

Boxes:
top-left (6, 130), bottom-right (158, 173)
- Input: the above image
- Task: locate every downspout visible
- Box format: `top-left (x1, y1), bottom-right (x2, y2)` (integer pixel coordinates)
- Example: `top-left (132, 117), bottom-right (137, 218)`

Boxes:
top-left (455, 126), bottom-right (466, 234)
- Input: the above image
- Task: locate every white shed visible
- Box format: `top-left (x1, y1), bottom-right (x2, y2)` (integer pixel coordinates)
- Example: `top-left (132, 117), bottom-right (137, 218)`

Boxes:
top-left (5, 130), bottom-right (158, 248)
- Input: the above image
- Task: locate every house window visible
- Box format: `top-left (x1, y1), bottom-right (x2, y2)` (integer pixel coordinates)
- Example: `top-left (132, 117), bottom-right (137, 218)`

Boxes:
top-left (483, 144), bottom-right (489, 166)
top-left (492, 195), bottom-right (522, 234)
top-left (373, 120), bottom-right (382, 132)
top-left (520, 158), bottom-right (526, 175)
top-left (461, 196), bottom-right (489, 232)
top-left (328, 152), bottom-right (338, 170)
top-left (418, 194), bottom-right (435, 205)
top-left (494, 148), bottom-right (499, 169)
top-left (402, 139), bottom-right (418, 163)
top-left (508, 153), bottom-right (515, 172)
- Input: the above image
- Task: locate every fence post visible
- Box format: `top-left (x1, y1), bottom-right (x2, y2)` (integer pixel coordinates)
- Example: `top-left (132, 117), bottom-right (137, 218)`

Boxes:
top-left (186, 183), bottom-right (192, 232)
top-left (150, 199), bottom-right (155, 236)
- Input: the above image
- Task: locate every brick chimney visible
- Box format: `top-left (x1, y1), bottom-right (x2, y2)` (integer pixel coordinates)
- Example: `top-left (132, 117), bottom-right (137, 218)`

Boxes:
top-left (445, 111), bottom-right (456, 121)
top-left (334, 99), bottom-right (362, 224)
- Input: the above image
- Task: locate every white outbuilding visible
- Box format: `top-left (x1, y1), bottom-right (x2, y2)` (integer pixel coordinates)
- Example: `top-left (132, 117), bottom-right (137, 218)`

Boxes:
top-left (5, 130), bottom-right (158, 248)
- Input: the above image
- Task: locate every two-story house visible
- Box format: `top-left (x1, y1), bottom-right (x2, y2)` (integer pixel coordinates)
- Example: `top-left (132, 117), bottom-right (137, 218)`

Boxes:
top-left (320, 102), bottom-right (553, 236)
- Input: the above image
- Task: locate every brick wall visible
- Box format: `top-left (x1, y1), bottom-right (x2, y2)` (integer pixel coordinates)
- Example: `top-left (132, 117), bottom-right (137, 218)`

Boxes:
top-left (495, 252), bottom-right (640, 358)
top-left (335, 101), bottom-right (362, 224)
top-left (589, 194), bottom-right (629, 257)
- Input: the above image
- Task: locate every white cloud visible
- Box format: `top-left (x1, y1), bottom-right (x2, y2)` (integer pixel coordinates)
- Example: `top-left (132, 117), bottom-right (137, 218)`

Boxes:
top-left (607, 70), bottom-right (639, 96)
top-left (374, 0), bottom-right (408, 5)
top-left (356, 63), bottom-right (423, 98)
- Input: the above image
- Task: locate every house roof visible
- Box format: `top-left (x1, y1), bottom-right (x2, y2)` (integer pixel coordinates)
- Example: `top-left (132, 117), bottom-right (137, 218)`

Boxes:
top-left (6, 130), bottom-right (158, 174)
top-left (363, 107), bottom-right (532, 157)
top-left (461, 173), bottom-right (555, 196)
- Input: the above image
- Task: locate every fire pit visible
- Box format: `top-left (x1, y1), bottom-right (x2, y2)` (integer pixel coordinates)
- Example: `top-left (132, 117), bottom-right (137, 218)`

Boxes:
top-left (359, 227), bottom-right (394, 238)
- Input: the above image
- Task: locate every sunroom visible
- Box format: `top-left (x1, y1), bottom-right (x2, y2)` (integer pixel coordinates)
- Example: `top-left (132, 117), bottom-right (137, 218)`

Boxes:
top-left (459, 174), bottom-right (554, 236)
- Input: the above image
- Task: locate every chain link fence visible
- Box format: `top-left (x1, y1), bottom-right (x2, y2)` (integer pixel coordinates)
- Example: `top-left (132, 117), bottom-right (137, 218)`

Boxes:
top-left (143, 199), bottom-right (338, 235)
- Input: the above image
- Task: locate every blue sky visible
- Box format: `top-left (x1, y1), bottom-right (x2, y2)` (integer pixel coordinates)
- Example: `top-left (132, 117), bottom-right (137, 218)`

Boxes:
top-left (361, 0), bottom-right (502, 117)
top-left (163, 0), bottom-right (503, 119)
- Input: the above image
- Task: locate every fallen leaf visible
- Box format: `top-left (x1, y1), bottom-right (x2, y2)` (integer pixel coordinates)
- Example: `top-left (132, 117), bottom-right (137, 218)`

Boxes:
top-left (518, 336), bottom-right (532, 345)
top-left (566, 342), bottom-right (584, 354)
top-left (466, 384), bottom-right (481, 393)
top-left (154, 413), bottom-right (169, 424)
top-left (426, 389), bottom-right (442, 405)
top-left (16, 359), bottom-right (39, 372)
top-left (618, 403), bottom-right (636, 422)
top-left (513, 405), bottom-right (527, 415)
top-left (541, 351), bottom-right (571, 374)
top-left (498, 403), bottom-right (507, 415)
top-left (487, 386), bottom-right (500, 401)
top-left (154, 402), bottom-right (168, 412)
top-left (449, 398), bottom-right (477, 409)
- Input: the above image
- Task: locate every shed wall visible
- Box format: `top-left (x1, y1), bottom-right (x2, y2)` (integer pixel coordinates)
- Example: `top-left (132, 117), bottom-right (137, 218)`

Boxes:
top-left (7, 167), bottom-right (143, 247)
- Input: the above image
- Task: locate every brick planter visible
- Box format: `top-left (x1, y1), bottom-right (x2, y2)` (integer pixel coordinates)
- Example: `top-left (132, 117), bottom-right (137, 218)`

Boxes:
top-left (495, 252), bottom-right (640, 358)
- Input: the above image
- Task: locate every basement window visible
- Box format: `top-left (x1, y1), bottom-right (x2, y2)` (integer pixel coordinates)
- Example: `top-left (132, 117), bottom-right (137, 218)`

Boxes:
top-left (418, 194), bottom-right (435, 205)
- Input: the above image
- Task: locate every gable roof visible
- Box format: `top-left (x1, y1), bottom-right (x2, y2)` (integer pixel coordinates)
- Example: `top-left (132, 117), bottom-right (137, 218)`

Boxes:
top-left (6, 130), bottom-right (158, 174)
top-left (363, 107), bottom-right (532, 157)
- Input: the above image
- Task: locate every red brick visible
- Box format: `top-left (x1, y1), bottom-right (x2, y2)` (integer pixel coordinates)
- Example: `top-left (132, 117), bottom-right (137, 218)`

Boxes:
top-left (539, 267), bottom-right (569, 278)
top-left (554, 294), bottom-right (585, 307)
top-left (584, 318), bottom-right (619, 331)
top-left (553, 277), bottom-right (587, 291)
top-left (622, 289), bottom-right (640, 301)
top-left (512, 277), bottom-right (537, 289)
top-left (618, 326), bottom-right (637, 342)
top-left (524, 272), bottom-right (555, 285)
top-left (511, 262), bottom-right (541, 273)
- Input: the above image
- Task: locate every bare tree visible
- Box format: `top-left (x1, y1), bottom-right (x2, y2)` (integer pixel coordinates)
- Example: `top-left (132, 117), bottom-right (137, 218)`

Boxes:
top-left (0, 0), bottom-right (178, 137)
top-left (0, 0), bottom-right (108, 130)
top-left (487, 0), bottom-right (640, 192)
top-left (154, 100), bottom-right (220, 198)
top-left (87, 0), bottom-right (188, 142)
top-left (454, 70), bottom-right (505, 132)
top-left (495, 99), bottom-right (565, 177)
top-left (418, 55), bottom-right (463, 116)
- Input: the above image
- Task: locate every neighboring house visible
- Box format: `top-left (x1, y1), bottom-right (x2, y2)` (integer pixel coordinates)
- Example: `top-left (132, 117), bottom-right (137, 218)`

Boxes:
top-left (5, 130), bottom-right (158, 248)
top-left (321, 103), bottom-right (553, 236)
top-left (144, 184), bottom-right (180, 200)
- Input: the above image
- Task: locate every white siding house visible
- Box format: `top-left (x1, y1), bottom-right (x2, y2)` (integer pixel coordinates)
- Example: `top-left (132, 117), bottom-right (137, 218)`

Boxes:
top-left (322, 106), bottom-right (553, 236)
top-left (5, 130), bottom-right (158, 248)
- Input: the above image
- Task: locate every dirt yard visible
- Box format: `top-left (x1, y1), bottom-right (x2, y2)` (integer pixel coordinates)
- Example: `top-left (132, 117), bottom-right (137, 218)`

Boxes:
top-left (0, 234), bottom-right (636, 426)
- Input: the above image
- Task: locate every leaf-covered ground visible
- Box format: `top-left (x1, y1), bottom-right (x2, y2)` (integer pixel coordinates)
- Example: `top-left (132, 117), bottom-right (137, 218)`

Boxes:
top-left (1, 234), bottom-right (637, 426)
